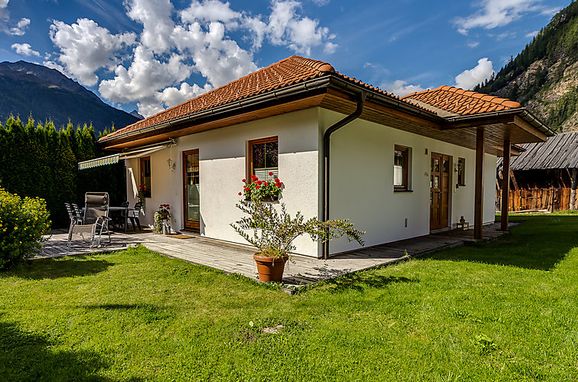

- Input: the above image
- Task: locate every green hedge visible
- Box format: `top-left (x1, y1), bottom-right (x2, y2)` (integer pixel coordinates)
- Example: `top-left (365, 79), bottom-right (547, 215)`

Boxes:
top-left (0, 116), bottom-right (126, 228)
top-left (0, 188), bottom-right (51, 269)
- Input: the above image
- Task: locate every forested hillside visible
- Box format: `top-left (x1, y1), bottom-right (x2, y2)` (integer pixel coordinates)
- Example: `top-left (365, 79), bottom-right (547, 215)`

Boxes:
top-left (476, 1), bottom-right (578, 132)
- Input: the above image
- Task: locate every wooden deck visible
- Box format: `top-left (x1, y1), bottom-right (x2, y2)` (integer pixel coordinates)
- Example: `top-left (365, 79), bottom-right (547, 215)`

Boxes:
top-left (37, 224), bottom-right (508, 287)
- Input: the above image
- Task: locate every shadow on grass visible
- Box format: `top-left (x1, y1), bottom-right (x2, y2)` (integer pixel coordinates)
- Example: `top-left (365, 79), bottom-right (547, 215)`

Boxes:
top-left (9, 257), bottom-right (113, 280)
top-left (323, 272), bottom-right (417, 293)
top-left (0, 315), bottom-right (110, 381)
top-left (82, 304), bottom-right (175, 323)
top-left (426, 215), bottom-right (578, 271)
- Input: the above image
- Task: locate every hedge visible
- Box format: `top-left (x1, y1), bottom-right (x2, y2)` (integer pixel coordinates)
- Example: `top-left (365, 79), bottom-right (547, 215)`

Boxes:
top-left (0, 116), bottom-right (126, 228)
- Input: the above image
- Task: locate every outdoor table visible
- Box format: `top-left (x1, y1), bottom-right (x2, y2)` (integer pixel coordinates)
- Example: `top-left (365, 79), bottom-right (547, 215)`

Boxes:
top-left (108, 206), bottom-right (135, 232)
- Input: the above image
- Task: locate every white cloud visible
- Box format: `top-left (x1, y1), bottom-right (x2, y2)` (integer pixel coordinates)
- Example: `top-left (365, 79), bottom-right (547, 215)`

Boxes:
top-left (11, 42), bottom-right (39, 57)
top-left (181, 0), bottom-right (240, 24)
top-left (49, 18), bottom-right (136, 86)
top-left (467, 41), bottom-right (480, 48)
top-left (454, 0), bottom-right (552, 35)
top-left (526, 29), bottom-right (539, 38)
top-left (8, 17), bottom-right (29, 35)
top-left (125, 0), bottom-right (174, 53)
top-left (49, 0), bottom-right (336, 117)
top-left (454, 57), bottom-right (494, 89)
top-left (267, 0), bottom-right (336, 55)
top-left (386, 80), bottom-right (425, 97)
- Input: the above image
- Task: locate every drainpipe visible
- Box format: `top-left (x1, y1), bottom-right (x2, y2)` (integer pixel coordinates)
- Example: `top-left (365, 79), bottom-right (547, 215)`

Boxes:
top-left (322, 91), bottom-right (366, 259)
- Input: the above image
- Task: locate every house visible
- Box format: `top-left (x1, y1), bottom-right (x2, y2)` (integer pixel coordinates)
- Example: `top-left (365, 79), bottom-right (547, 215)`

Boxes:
top-left (497, 132), bottom-right (578, 212)
top-left (81, 56), bottom-right (552, 258)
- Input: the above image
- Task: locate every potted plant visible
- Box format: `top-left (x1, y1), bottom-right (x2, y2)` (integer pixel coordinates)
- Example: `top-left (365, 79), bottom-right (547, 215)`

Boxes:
top-left (153, 204), bottom-right (172, 234)
top-left (137, 184), bottom-right (147, 209)
top-left (232, 179), bottom-right (364, 283)
top-left (241, 172), bottom-right (284, 202)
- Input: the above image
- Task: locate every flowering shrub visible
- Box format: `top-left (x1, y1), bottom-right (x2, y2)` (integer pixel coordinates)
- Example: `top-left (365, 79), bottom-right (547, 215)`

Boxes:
top-left (240, 172), bottom-right (284, 201)
top-left (232, 182), bottom-right (364, 259)
top-left (0, 188), bottom-right (51, 270)
top-left (153, 204), bottom-right (171, 234)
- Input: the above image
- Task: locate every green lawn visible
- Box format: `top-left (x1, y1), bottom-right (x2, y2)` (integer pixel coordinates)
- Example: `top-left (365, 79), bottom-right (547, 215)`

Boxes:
top-left (2, 215), bottom-right (578, 381)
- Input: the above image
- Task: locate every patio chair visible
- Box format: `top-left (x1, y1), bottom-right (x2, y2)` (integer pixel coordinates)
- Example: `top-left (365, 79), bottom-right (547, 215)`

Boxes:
top-left (83, 192), bottom-right (112, 246)
top-left (129, 201), bottom-right (143, 231)
top-left (64, 202), bottom-right (93, 245)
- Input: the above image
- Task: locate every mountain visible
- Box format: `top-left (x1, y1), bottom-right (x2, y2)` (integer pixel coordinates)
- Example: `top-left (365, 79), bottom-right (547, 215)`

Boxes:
top-left (0, 61), bottom-right (139, 132)
top-left (476, 1), bottom-right (578, 132)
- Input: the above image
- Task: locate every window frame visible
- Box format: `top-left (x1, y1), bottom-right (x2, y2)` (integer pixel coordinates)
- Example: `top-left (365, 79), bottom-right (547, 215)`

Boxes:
top-left (393, 145), bottom-right (412, 192)
top-left (247, 136), bottom-right (279, 182)
top-left (139, 156), bottom-right (152, 198)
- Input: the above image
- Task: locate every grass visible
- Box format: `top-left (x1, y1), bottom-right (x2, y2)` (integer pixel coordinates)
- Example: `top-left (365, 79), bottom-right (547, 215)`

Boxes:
top-left (2, 215), bottom-right (578, 381)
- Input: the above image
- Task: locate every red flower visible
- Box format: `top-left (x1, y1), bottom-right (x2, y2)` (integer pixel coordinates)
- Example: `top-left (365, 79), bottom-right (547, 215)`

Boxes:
top-left (238, 192), bottom-right (242, 196)
top-left (256, 185), bottom-right (261, 189)
top-left (251, 175), bottom-right (258, 181)
top-left (257, 180), bottom-right (263, 185)
top-left (264, 182), bottom-right (268, 186)
top-left (268, 171), bottom-right (274, 176)
top-left (244, 187), bottom-right (250, 192)
top-left (242, 178), bottom-right (246, 183)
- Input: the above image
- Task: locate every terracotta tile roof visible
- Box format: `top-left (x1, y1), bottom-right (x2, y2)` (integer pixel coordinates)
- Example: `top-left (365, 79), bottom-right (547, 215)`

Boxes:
top-left (102, 56), bottom-right (341, 140)
top-left (402, 85), bottom-right (522, 116)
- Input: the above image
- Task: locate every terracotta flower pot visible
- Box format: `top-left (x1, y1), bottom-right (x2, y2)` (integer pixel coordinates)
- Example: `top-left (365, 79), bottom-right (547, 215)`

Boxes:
top-left (253, 253), bottom-right (288, 282)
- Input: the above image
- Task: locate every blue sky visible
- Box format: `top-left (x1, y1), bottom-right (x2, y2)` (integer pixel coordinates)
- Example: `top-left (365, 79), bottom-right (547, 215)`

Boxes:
top-left (0, 0), bottom-right (570, 116)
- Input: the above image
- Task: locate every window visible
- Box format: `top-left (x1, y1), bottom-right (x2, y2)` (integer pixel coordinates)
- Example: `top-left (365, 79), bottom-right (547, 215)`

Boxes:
top-left (140, 157), bottom-right (151, 198)
top-left (457, 157), bottom-right (466, 187)
top-left (248, 137), bottom-right (278, 180)
top-left (394, 145), bottom-right (411, 191)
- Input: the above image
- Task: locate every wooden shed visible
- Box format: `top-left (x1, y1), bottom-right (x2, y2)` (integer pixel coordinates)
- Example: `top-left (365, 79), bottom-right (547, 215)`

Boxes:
top-left (497, 132), bottom-right (578, 212)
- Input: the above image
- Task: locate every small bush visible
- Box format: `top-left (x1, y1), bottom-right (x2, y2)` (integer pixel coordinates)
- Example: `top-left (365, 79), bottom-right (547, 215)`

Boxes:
top-left (0, 188), bottom-right (51, 269)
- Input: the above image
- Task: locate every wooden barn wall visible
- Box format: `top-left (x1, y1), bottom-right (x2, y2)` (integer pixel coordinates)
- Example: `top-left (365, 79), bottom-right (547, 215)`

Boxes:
top-left (496, 169), bottom-right (576, 212)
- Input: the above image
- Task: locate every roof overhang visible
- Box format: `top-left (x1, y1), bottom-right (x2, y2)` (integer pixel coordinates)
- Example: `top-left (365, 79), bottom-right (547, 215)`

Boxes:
top-left (99, 73), bottom-right (552, 155)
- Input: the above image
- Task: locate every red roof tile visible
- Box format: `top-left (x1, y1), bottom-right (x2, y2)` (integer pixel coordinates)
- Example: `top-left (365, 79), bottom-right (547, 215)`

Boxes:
top-left (402, 85), bottom-right (522, 116)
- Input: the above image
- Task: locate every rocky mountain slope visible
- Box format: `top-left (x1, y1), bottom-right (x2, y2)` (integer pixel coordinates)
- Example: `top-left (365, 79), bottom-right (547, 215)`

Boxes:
top-left (476, 1), bottom-right (578, 132)
top-left (0, 61), bottom-right (139, 132)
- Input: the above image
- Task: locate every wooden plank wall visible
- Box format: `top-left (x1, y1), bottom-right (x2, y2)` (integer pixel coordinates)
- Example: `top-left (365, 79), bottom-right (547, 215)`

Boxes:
top-left (496, 187), bottom-right (573, 212)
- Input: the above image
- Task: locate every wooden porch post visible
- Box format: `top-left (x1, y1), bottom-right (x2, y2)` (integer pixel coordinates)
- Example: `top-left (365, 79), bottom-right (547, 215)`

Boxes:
top-left (474, 127), bottom-right (484, 240)
top-left (500, 137), bottom-right (511, 231)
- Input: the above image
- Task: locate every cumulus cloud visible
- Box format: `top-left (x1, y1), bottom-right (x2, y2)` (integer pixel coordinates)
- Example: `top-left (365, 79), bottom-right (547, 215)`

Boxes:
top-left (9, 17), bottom-right (29, 35)
top-left (49, 18), bottom-right (136, 86)
top-left (48, 0), bottom-right (336, 116)
top-left (454, 0), bottom-right (553, 35)
top-left (386, 80), bottom-right (425, 97)
top-left (11, 42), bottom-right (39, 57)
top-left (126, 0), bottom-right (174, 53)
top-left (454, 58), bottom-right (494, 89)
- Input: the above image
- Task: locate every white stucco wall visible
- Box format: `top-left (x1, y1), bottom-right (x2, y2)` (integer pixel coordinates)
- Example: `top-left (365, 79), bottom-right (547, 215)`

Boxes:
top-left (123, 106), bottom-right (497, 258)
top-left (321, 109), bottom-right (497, 255)
top-left (125, 108), bottom-right (322, 257)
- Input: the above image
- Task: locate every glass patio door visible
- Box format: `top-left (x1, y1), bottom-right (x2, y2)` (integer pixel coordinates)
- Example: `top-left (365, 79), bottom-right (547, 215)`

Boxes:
top-left (183, 149), bottom-right (200, 231)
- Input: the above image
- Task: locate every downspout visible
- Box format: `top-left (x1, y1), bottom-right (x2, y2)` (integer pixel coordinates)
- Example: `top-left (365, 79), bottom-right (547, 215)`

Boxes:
top-left (322, 91), bottom-right (366, 259)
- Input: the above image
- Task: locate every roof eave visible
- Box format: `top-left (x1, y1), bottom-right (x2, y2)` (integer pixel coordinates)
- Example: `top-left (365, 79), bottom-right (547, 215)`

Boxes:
top-left (444, 107), bottom-right (554, 137)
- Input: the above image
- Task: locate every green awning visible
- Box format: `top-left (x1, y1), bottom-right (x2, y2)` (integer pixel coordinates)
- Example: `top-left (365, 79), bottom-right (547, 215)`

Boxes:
top-left (78, 153), bottom-right (120, 170)
top-left (78, 141), bottom-right (173, 170)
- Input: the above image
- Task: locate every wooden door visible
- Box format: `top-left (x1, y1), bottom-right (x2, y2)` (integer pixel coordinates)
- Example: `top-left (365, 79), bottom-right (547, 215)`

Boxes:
top-left (430, 153), bottom-right (451, 230)
top-left (183, 149), bottom-right (200, 231)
